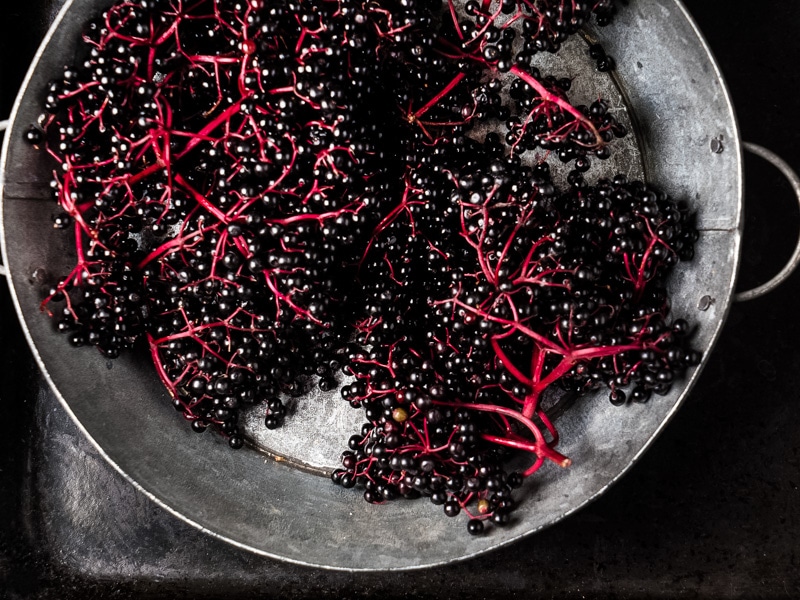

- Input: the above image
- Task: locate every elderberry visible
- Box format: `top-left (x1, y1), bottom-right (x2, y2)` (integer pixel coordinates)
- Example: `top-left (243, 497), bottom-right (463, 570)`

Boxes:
top-left (33, 0), bottom-right (703, 538)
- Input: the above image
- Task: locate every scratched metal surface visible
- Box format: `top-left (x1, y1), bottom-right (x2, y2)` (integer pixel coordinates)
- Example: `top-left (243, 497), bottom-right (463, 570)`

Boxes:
top-left (0, 0), bottom-right (741, 571)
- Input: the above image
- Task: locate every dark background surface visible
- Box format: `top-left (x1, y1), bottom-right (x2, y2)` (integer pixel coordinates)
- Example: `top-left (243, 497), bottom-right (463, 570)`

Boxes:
top-left (1, 1), bottom-right (799, 598)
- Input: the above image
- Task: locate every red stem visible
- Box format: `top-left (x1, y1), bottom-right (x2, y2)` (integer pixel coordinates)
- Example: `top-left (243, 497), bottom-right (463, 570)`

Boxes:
top-left (413, 72), bottom-right (466, 120)
top-left (509, 64), bottom-right (602, 146)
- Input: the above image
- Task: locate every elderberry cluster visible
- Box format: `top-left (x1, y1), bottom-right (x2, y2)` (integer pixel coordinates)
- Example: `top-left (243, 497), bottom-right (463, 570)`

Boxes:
top-left (27, 0), bottom-right (705, 536)
top-left (333, 149), bottom-right (699, 533)
top-left (464, 0), bottom-right (616, 59)
top-left (33, 0), bottom-right (446, 445)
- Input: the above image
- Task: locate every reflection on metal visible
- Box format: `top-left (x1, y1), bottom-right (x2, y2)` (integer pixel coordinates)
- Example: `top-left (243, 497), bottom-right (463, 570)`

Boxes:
top-left (242, 380), bottom-right (364, 475)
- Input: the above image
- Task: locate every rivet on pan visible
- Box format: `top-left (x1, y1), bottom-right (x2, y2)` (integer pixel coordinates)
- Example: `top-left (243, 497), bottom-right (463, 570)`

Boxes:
top-left (710, 137), bottom-right (724, 154)
top-left (698, 295), bottom-right (714, 311)
top-left (30, 267), bottom-right (48, 284)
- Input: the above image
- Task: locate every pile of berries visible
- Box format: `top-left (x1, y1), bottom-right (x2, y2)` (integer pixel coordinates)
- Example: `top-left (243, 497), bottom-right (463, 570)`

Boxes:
top-left (28, 0), bottom-right (699, 534)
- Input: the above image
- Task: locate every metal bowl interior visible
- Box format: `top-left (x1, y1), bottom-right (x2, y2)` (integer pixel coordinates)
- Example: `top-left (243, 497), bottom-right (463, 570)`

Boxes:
top-left (0, 0), bottom-right (742, 570)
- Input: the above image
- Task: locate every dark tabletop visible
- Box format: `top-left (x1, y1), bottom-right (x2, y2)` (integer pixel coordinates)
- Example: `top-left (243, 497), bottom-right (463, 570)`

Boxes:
top-left (2, 1), bottom-right (800, 598)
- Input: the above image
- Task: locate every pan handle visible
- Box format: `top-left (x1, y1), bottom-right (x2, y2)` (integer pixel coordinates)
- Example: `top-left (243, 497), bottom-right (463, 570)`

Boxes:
top-left (734, 142), bottom-right (800, 302)
top-left (0, 119), bottom-right (7, 278)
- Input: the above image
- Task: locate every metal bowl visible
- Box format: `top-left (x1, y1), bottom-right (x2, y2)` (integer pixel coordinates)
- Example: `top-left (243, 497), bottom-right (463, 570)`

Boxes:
top-left (0, 0), bottom-right (743, 570)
